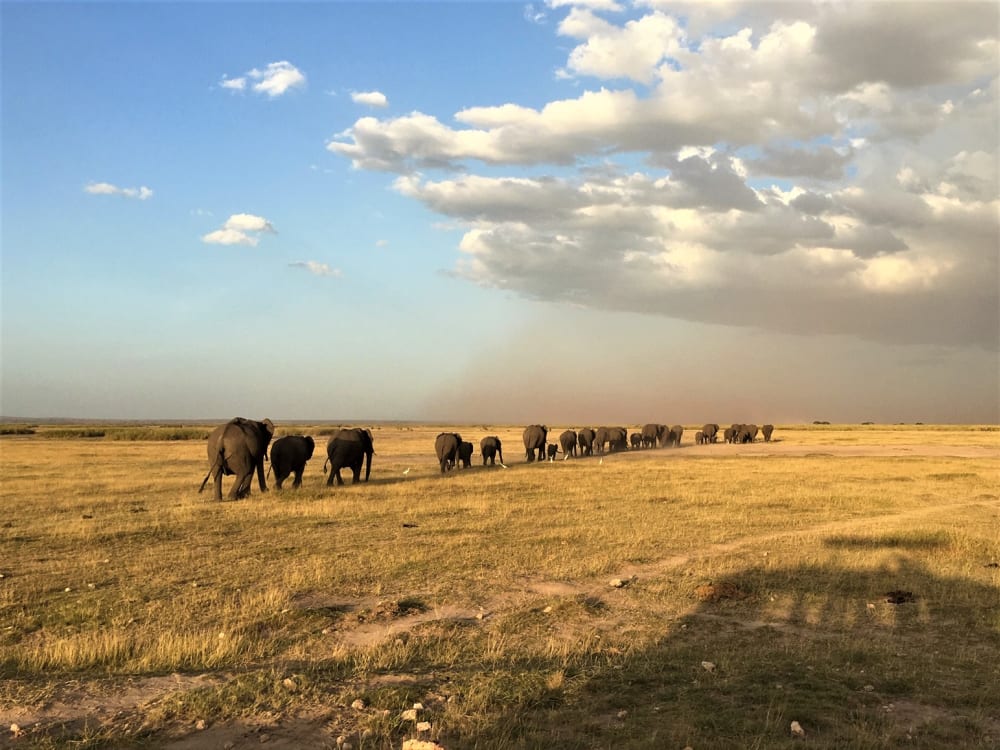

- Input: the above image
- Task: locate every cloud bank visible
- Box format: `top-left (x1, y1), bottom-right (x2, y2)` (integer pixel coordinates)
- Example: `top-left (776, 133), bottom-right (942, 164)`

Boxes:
top-left (328, 2), bottom-right (999, 350)
top-left (289, 260), bottom-right (342, 277)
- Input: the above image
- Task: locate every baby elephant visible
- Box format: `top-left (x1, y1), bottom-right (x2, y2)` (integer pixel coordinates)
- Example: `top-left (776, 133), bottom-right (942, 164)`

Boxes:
top-left (546, 444), bottom-right (558, 462)
top-left (458, 441), bottom-right (474, 468)
top-left (269, 435), bottom-right (315, 489)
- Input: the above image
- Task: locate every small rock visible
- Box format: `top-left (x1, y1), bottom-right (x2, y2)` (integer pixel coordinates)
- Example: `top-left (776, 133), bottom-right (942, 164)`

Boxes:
top-left (336, 736), bottom-right (346, 747)
top-left (413, 702), bottom-right (424, 710)
top-left (863, 684), bottom-right (875, 692)
top-left (342, 744), bottom-right (353, 750)
top-left (701, 661), bottom-right (716, 673)
top-left (401, 709), bottom-right (418, 721)
top-left (259, 733), bottom-right (270, 743)
top-left (616, 710), bottom-right (628, 719)
top-left (542, 606), bottom-right (552, 613)
top-left (10, 724), bottom-right (23, 737)
top-left (416, 721), bottom-right (432, 731)
top-left (87, 583), bottom-right (96, 590)
top-left (64, 587), bottom-right (71, 592)
top-left (195, 719), bottom-right (206, 730)
top-left (790, 720), bottom-right (805, 737)
top-left (282, 678), bottom-right (297, 691)
top-left (321, 628), bottom-right (330, 635)
top-left (351, 698), bottom-right (366, 710)
top-left (402, 741), bottom-right (448, 750)
top-left (476, 612), bottom-right (484, 620)
top-left (223, 743), bottom-right (235, 750)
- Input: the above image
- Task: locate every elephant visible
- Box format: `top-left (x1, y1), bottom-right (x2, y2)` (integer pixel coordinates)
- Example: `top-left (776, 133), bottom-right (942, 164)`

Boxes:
top-left (458, 441), bottom-right (474, 468)
top-left (746, 424), bottom-right (759, 442)
top-left (546, 444), bottom-right (558, 461)
top-left (435, 432), bottom-right (463, 473)
top-left (606, 426), bottom-right (629, 452)
top-left (724, 426), bottom-right (740, 443)
top-left (577, 428), bottom-right (596, 456)
top-left (559, 430), bottom-right (578, 458)
top-left (630, 432), bottom-right (643, 449)
top-left (669, 424), bottom-right (684, 447)
top-left (523, 425), bottom-right (548, 462)
top-left (325, 427), bottom-right (374, 485)
top-left (702, 423), bottom-right (720, 443)
top-left (199, 417), bottom-right (275, 501)
top-left (640, 423), bottom-right (662, 448)
top-left (695, 431), bottom-right (705, 445)
top-left (269, 435), bottom-right (314, 490)
top-left (762, 424), bottom-right (775, 442)
top-left (737, 426), bottom-right (754, 444)
top-left (480, 436), bottom-right (504, 466)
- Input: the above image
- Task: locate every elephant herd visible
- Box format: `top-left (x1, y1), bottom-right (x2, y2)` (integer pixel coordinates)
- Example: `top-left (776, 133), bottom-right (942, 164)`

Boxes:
top-left (198, 417), bottom-right (775, 499)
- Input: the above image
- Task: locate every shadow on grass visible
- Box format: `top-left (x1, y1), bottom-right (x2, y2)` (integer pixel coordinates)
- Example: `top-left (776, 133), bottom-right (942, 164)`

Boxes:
top-left (427, 556), bottom-right (1000, 749)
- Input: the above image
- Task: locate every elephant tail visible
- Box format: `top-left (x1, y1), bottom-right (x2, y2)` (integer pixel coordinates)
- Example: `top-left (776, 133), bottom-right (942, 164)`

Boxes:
top-left (323, 458), bottom-right (330, 474)
top-left (266, 463), bottom-right (273, 479)
top-left (199, 447), bottom-right (225, 493)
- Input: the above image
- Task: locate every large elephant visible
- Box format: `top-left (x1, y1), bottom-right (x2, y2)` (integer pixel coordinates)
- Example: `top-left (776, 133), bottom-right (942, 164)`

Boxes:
top-left (480, 436), bottom-right (504, 466)
top-left (630, 432), bottom-right (643, 449)
top-left (606, 426), bottom-right (629, 452)
top-left (435, 432), bottom-right (462, 473)
top-left (199, 417), bottom-right (275, 501)
top-left (702, 423), bottom-right (720, 443)
top-left (640, 423), bottom-right (662, 448)
top-left (325, 427), bottom-right (374, 485)
top-left (577, 428), bottom-right (596, 456)
top-left (725, 425), bottom-right (740, 443)
top-left (269, 435), bottom-right (315, 489)
top-left (746, 424), bottom-right (759, 442)
top-left (762, 424), bottom-right (775, 442)
top-left (458, 441), bottom-right (474, 468)
top-left (523, 424), bottom-right (548, 462)
top-left (559, 430), bottom-right (578, 458)
top-left (669, 424), bottom-right (684, 447)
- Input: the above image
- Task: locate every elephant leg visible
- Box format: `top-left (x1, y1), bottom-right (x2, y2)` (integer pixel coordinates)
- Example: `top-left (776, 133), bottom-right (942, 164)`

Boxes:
top-left (213, 470), bottom-right (224, 501)
top-left (335, 469), bottom-right (345, 486)
top-left (256, 461), bottom-right (268, 493)
top-left (293, 470), bottom-right (303, 488)
top-left (231, 469), bottom-right (251, 500)
top-left (275, 473), bottom-right (284, 490)
top-left (351, 465), bottom-right (361, 484)
top-left (326, 466), bottom-right (336, 486)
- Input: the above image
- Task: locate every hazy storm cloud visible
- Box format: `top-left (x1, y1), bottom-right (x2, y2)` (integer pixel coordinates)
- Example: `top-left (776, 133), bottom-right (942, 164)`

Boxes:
top-left (329, 1), bottom-right (999, 353)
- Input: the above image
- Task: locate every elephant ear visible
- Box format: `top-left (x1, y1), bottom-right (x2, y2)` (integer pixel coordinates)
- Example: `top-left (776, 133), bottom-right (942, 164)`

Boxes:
top-left (305, 436), bottom-right (315, 449)
top-left (261, 418), bottom-right (275, 436)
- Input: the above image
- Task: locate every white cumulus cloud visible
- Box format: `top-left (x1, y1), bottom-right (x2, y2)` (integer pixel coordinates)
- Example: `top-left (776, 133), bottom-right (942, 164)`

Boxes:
top-left (351, 90), bottom-right (388, 108)
top-left (84, 182), bottom-right (153, 200)
top-left (201, 213), bottom-right (276, 246)
top-left (219, 61), bottom-right (305, 97)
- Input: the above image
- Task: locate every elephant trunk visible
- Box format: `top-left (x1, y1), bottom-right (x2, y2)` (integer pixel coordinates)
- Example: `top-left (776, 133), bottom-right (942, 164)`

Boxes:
top-left (364, 450), bottom-right (372, 482)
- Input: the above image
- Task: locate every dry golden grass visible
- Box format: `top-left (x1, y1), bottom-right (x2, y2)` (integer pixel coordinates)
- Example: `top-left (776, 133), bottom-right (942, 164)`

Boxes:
top-left (1, 424), bottom-right (998, 749)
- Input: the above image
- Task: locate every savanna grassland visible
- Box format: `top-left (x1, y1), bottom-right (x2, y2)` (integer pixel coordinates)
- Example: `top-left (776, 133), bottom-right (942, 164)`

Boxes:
top-left (1, 424), bottom-right (998, 750)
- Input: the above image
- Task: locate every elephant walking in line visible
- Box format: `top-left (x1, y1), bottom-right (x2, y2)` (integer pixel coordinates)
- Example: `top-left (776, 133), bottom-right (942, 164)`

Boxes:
top-left (269, 435), bottom-right (315, 489)
top-left (762, 424), bottom-right (775, 442)
top-left (199, 417), bottom-right (275, 501)
top-left (695, 431), bottom-right (705, 445)
top-left (725, 426), bottom-right (740, 443)
top-left (669, 425), bottom-right (684, 447)
top-left (458, 441), bottom-right (474, 468)
top-left (577, 428), bottom-right (596, 456)
top-left (630, 433), bottom-right (643, 449)
top-left (640, 423), bottom-right (661, 448)
top-left (325, 428), bottom-right (374, 486)
top-left (559, 430), bottom-right (578, 459)
top-left (523, 425), bottom-right (548, 462)
top-left (435, 432), bottom-right (463, 473)
top-left (480, 436), bottom-right (504, 466)
top-left (606, 426), bottom-right (629, 452)
top-left (547, 444), bottom-right (558, 461)
top-left (702, 423), bottom-right (720, 444)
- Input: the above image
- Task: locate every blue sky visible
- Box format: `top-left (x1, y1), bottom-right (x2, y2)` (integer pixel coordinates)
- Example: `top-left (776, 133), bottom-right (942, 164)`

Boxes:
top-left (2, 1), bottom-right (998, 423)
